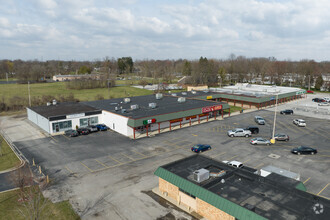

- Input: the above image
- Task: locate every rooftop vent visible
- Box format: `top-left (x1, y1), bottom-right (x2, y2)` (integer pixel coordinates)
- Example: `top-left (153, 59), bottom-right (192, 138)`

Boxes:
top-left (52, 99), bottom-right (57, 105)
top-left (149, 102), bottom-right (157, 109)
top-left (123, 98), bottom-right (131, 103)
top-left (193, 169), bottom-right (210, 183)
top-left (178, 97), bottom-right (186, 103)
top-left (155, 93), bottom-right (163, 100)
top-left (121, 109), bottom-right (127, 113)
top-left (130, 104), bottom-right (139, 110)
top-left (46, 102), bottom-right (51, 106)
top-left (115, 107), bottom-right (119, 111)
top-left (191, 91), bottom-right (197, 94)
top-left (181, 92), bottom-right (187, 95)
top-left (171, 93), bottom-right (177, 96)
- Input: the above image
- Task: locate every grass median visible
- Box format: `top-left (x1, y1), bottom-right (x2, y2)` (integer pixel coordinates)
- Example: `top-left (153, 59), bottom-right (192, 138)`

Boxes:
top-left (0, 189), bottom-right (80, 220)
top-left (0, 135), bottom-right (21, 171)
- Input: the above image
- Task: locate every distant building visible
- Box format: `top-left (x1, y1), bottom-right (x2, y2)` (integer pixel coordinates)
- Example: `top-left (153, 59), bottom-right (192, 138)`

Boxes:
top-left (52, 74), bottom-right (100, 81)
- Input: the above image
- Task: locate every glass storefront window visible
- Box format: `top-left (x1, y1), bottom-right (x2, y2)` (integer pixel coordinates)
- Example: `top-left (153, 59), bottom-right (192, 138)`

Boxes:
top-left (52, 120), bottom-right (72, 133)
top-left (80, 116), bottom-right (98, 127)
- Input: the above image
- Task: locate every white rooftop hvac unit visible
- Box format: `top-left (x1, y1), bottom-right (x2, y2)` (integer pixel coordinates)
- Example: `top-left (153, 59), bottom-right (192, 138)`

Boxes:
top-left (149, 102), bottom-right (157, 109)
top-left (191, 90), bottom-right (197, 94)
top-left (130, 104), bottom-right (139, 110)
top-left (155, 93), bottom-right (163, 100)
top-left (123, 98), bottom-right (131, 103)
top-left (181, 92), bottom-right (187, 95)
top-left (46, 102), bottom-right (51, 106)
top-left (171, 93), bottom-right (177, 96)
top-left (193, 169), bottom-right (210, 183)
top-left (52, 99), bottom-right (57, 105)
top-left (177, 97), bottom-right (186, 103)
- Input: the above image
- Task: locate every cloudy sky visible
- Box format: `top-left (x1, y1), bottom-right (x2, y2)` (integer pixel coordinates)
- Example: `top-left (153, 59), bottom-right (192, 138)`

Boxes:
top-left (0, 0), bottom-right (329, 61)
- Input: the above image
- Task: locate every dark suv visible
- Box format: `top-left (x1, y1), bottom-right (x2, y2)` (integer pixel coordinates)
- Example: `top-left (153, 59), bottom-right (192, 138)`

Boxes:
top-left (312, 98), bottom-right (325, 103)
top-left (245, 126), bottom-right (259, 134)
top-left (280, 109), bottom-right (293, 115)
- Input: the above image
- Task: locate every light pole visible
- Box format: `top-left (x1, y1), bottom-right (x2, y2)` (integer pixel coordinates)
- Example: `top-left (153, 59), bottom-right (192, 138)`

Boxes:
top-left (28, 81), bottom-right (31, 107)
top-left (271, 93), bottom-right (278, 144)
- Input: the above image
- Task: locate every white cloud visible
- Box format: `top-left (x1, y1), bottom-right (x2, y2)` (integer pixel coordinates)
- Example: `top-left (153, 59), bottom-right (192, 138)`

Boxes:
top-left (0, 0), bottom-right (330, 61)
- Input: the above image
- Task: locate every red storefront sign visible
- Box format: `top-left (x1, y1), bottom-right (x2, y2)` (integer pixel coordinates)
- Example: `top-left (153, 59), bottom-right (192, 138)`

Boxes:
top-left (202, 105), bottom-right (222, 113)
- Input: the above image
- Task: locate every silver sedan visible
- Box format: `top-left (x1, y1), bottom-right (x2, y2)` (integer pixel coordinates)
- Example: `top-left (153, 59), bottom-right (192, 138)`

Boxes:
top-left (250, 137), bottom-right (271, 145)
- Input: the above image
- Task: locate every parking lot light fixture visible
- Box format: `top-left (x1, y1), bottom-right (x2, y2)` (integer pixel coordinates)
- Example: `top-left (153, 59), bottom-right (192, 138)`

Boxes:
top-left (271, 93), bottom-right (278, 143)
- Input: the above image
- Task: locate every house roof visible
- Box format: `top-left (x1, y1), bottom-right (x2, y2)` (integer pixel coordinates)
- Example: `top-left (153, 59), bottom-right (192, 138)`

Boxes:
top-left (154, 154), bottom-right (330, 220)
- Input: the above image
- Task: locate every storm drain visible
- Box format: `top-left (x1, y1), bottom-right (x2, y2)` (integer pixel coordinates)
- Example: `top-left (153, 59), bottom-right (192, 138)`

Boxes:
top-left (268, 154), bottom-right (281, 159)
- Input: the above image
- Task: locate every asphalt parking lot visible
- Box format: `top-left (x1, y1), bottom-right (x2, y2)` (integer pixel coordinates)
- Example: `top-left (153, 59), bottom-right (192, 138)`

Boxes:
top-left (5, 108), bottom-right (330, 219)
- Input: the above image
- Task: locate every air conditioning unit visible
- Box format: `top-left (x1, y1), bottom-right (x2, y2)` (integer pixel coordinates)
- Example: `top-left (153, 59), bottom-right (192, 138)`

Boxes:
top-left (178, 97), bottom-right (186, 103)
top-left (155, 93), bottom-right (163, 100)
top-left (181, 92), bottom-right (187, 95)
top-left (123, 98), bottom-right (131, 103)
top-left (171, 93), bottom-right (177, 96)
top-left (52, 99), bottom-right (57, 105)
top-left (193, 169), bottom-right (210, 183)
top-left (46, 102), bottom-right (51, 106)
top-left (130, 104), bottom-right (139, 110)
top-left (191, 91), bottom-right (197, 94)
top-left (115, 107), bottom-right (119, 111)
top-left (149, 103), bottom-right (157, 109)
top-left (121, 109), bottom-right (127, 113)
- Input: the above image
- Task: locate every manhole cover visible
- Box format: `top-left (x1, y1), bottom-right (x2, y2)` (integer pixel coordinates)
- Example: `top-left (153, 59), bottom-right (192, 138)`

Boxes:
top-left (268, 154), bottom-right (281, 159)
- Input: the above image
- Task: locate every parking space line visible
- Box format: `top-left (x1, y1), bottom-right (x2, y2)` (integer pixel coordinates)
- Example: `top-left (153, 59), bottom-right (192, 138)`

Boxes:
top-left (303, 177), bottom-right (311, 184)
top-left (131, 149), bottom-right (147, 158)
top-left (108, 155), bottom-right (122, 164)
top-left (121, 153), bottom-right (136, 161)
top-left (304, 126), bottom-right (330, 140)
top-left (50, 135), bottom-right (58, 142)
top-left (95, 159), bottom-right (109, 168)
top-left (211, 152), bottom-right (226, 158)
top-left (254, 163), bottom-right (264, 169)
top-left (317, 183), bottom-right (330, 196)
top-left (227, 155), bottom-right (238, 161)
top-left (242, 159), bottom-right (251, 164)
top-left (80, 162), bottom-right (94, 172)
top-left (62, 134), bottom-right (70, 140)
top-left (192, 134), bottom-right (198, 136)
top-left (65, 166), bottom-right (78, 177)
top-left (318, 155), bottom-right (330, 157)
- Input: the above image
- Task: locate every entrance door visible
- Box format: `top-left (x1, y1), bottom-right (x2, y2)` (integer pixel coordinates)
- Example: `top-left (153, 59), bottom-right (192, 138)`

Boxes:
top-left (55, 125), bottom-right (59, 132)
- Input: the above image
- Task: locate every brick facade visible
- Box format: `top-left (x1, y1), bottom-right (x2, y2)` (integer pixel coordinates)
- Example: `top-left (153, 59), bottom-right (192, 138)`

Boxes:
top-left (158, 178), bottom-right (235, 220)
top-left (197, 198), bottom-right (235, 220)
top-left (159, 178), bottom-right (179, 201)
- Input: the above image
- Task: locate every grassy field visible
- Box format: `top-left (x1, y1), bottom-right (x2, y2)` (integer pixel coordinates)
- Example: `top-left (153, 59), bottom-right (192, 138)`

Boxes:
top-left (0, 135), bottom-right (21, 171)
top-left (0, 189), bottom-right (80, 220)
top-left (0, 82), bottom-right (154, 102)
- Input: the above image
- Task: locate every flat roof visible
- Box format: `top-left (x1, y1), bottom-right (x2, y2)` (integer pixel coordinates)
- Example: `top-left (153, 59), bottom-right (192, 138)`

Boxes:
top-left (28, 102), bottom-right (101, 119)
top-left (156, 155), bottom-right (330, 220)
top-left (84, 94), bottom-right (229, 119)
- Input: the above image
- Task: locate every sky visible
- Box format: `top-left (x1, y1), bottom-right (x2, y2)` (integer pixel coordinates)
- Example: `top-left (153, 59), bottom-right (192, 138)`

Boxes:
top-left (0, 0), bottom-right (329, 61)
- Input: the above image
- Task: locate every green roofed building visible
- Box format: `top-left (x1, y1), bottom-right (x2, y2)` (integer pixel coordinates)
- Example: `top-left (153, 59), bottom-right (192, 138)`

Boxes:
top-left (154, 154), bottom-right (330, 220)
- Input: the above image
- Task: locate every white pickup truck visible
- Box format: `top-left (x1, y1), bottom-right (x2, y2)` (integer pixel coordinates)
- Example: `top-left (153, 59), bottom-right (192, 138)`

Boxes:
top-left (227, 128), bottom-right (252, 137)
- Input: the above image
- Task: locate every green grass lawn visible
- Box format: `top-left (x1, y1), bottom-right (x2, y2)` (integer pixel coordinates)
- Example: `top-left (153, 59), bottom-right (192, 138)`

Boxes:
top-left (0, 82), bottom-right (154, 103)
top-left (0, 189), bottom-right (80, 220)
top-left (0, 135), bottom-right (21, 171)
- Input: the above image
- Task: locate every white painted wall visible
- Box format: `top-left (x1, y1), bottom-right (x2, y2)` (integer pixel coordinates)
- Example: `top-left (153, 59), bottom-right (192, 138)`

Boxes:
top-left (102, 111), bottom-right (132, 136)
top-left (27, 108), bottom-right (50, 133)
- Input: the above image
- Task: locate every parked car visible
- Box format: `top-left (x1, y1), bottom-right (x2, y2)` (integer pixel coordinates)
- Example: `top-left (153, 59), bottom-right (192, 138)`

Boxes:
top-left (223, 160), bottom-right (244, 168)
top-left (280, 109), bottom-right (294, 115)
top-left (86, 125), bottom-right (98, 132)
top-left (65, 129), bottom-right (79, 137)
top-left (76, 127), bottom-right (89, 135)
top-left (95, 124), bottom-right (109, 131)
top-left (323, 97), bottom-right (330, 102)
top-left (318, 102), bottom-right (329, 106)
top-left (274, 133), bottom-right (289, 141)
top-left (307, 90), bottom-right (314, 94)
top-left (293, 119), bottom-right (306, 127)
top-left (227, 128), bottom-right (252, 137)
top-left (254, 116), bottom-right (265, 125)
top-left (250, 137), bottom-right (271, 145)
top-left (191, 144), bottom-right (211, 153)
top-left (291, 146), bottom-right (317, 155)
top-left (312, 98), bottom-right (325, 103)
top-left (245, 126), bottom-right (259, 134)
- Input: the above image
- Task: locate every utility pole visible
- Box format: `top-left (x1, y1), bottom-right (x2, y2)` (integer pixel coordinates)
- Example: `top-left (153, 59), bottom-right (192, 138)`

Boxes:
top-left (271, 93), bottom-right (278, 144)
top-left (28, 81), bottom-right (31, 107)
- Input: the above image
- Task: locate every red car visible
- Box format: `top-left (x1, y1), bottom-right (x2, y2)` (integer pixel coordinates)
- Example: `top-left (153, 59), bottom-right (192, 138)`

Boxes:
top-left (307, 90), bottom-right (314, 94)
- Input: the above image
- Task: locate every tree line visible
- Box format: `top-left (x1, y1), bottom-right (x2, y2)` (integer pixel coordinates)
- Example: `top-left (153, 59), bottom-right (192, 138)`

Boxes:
top-left (0, 55), bottom-right (329, 89)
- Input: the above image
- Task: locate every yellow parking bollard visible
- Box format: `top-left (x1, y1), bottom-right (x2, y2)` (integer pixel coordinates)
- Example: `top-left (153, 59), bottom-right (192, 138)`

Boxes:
top-left (46, 175), bottom-right (49, 184)
top-left (32, 158), bottom-right (35, 166)
top-left (39, 166), bottom-right (42, 174)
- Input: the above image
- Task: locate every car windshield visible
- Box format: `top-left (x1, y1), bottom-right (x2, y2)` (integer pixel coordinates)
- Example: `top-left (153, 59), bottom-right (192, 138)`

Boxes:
top-left (192, 145), bottom-right (199, 149)
top-left (299, 120), bottom-right (305, 123)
